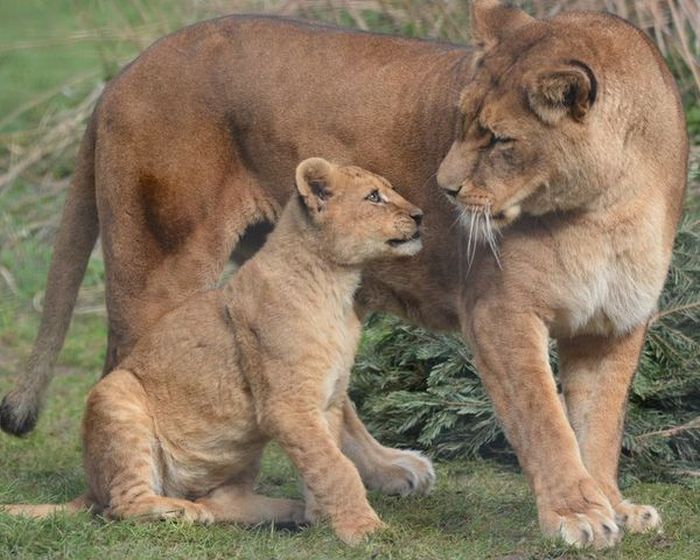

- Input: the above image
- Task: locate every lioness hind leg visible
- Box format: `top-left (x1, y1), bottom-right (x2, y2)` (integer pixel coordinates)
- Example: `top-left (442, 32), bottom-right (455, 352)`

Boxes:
top-left (559, 326), bottom-right (662, 534)
top-left (96, 141), bottom-right (282, 374)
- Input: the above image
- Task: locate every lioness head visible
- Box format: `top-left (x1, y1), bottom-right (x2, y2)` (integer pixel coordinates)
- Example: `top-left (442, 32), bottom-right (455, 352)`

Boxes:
top-left (436, 0), bottom-right (683, 237)
top-left (295, 157), bottom-right (423, 265)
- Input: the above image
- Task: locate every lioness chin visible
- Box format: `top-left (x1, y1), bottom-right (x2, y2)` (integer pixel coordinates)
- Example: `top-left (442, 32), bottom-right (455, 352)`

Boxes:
top-left (1, 0), bottom-right (686, 549)
top-left (1, 159), bottom-right (423, 546)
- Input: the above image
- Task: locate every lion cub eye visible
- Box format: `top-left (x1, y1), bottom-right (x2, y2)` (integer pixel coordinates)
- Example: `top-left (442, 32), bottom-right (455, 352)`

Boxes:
top-left (365, 190), bottom-right (382, 203)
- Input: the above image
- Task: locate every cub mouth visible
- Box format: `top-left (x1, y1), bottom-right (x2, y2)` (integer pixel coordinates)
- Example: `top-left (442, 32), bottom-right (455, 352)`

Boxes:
top-left (387, 230), bottom-right (421, 247)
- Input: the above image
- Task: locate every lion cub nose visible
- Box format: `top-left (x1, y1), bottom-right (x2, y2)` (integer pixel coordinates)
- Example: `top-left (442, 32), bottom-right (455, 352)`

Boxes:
top-left (410, 209), bottom-right (423, 226)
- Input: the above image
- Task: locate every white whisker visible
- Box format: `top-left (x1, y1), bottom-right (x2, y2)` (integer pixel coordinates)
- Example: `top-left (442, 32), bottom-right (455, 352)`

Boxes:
top-left (421, 171), bottom-right (438, 190)
top-left (484, 211), bottom-right (503, 270)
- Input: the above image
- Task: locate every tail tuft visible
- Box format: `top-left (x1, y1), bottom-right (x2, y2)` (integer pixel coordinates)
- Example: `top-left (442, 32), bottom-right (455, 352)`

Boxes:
top-left (0, 393), bottom-right (38, 437)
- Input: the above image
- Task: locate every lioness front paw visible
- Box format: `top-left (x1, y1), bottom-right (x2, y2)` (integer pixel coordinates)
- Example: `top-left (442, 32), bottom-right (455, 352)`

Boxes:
top-left (366, 449), bottom-right (435, 497)
top-left (539, 479), bottom-right (620, 549)
top-left (333, 509), bottom-right (386, 546)
top-left (615, 500), bottom-right (661, 533)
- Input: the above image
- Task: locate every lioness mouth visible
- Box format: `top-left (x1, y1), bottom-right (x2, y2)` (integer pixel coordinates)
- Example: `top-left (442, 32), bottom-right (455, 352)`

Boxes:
top-left (388, 230), bottom-right (421, 247)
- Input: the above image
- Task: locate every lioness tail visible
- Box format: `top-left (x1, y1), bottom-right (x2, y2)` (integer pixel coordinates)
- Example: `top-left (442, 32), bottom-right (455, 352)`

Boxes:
top-left (0, 113), bottom-right (99, 436)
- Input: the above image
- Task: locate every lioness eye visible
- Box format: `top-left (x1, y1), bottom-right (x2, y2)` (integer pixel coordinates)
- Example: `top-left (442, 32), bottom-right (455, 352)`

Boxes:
top-left (366, 190), bottom-right (381, 203)
top-left (488, 134), bottom-right (514, 148)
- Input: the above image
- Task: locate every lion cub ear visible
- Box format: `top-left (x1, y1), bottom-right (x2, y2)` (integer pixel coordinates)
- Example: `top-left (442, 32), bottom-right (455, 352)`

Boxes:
top-left (471, 0), bottom-right (534, 48)
top-left (526, 62), bottom-right (597, 125)
top-left (295, 157), bottom-right (334, 214)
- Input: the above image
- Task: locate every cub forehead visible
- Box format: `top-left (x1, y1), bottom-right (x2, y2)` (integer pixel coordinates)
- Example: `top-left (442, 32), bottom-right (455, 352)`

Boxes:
top-left (336, 166), bottom-right (393, 190)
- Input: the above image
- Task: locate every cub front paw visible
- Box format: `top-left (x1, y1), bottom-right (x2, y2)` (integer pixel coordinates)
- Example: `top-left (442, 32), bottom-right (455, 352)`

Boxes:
top-left (539, 479), bottom-right (620, 549)
top-left (367, 449), bottom-right (435, 497)
top-left (615, 500), bottom-right (661, 533)
top-left (333, 509), bottom-right (386, 546)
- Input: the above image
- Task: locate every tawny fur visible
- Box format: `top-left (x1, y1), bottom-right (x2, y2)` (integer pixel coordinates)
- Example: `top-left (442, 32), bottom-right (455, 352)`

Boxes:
top-left (0, 0), bottom-right (686, 549)
top-left (1, 159), bottom-right (423, 545)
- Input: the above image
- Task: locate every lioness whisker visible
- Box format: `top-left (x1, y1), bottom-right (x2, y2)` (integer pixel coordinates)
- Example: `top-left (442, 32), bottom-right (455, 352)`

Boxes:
top-left (451, 208), bottom-right (465, 230)
top-left (420, 171), bottom-right (438, 190)
top-left (466, 211), bottom-right (481, 273)
top-left (484, 211), bottom-right (503, 270)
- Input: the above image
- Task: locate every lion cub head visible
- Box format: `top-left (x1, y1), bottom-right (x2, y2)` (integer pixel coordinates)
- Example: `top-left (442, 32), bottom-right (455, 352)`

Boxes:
top-left (295, 158), bottom-right (423, 265)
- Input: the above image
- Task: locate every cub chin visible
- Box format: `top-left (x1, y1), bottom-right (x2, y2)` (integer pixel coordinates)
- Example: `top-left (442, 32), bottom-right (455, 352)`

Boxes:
top-left (1, 158), bottom-right (423, 546)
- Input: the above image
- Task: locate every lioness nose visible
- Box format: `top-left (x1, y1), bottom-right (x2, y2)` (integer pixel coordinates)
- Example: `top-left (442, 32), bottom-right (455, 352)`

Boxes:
top-left (410, 209), bottom-right (423, 226)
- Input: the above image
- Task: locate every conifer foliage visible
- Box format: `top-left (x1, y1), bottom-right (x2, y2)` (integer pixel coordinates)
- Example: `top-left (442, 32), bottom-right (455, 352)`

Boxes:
top-left (351, 205), bottom-right (699, 481)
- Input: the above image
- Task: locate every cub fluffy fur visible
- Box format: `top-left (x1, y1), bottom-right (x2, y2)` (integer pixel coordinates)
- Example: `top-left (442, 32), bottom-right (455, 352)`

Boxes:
top-left (1, 159), bottom-right (423, 545)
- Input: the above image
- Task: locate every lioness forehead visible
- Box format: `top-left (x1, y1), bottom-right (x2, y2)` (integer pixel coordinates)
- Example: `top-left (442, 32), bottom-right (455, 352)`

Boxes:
top-left (461, 27), bottom-right (596, 114)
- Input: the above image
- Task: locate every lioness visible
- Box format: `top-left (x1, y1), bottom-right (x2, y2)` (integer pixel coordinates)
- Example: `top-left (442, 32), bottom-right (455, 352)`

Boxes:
top-left (1, 0), bottom-right (686, 548)
top-left (2, 158), bottom-right (423, 545)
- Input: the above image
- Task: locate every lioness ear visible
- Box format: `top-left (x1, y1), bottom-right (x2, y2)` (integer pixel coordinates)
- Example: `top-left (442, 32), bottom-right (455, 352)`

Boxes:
top-left (471, 0), bottom-right (534, 48)
top-left (295, 157), bottom-right (334, 213)
top-left (527, 62), bottom-right (597, 125)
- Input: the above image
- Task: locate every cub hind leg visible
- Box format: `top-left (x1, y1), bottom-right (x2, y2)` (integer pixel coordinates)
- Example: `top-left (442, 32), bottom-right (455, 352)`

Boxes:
top-left (196, 483), bottom-right (306, 527)
top-left (559, 326), bottom-right (662, 534)
top-left (83, 369), bottom-right (211, 524)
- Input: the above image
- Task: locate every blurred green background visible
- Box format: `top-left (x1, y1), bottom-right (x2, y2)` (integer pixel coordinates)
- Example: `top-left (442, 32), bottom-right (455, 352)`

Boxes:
top-left (0, 1), bottom-right (698, 558)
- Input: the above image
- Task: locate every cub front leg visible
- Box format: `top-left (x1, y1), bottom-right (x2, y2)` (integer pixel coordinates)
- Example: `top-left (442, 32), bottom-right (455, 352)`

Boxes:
top-left (559, 326), bottom-right (661, 534)
top-left (260, 396), bottom-right (384, 545)
top-left (463, 304), bottom-right (620, 549)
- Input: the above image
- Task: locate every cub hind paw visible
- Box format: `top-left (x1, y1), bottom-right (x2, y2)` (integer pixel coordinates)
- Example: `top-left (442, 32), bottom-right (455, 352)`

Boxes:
top-left (366, 449), bottom-right (435, 497)
top-left (615, 500), bottom-right (661, 533)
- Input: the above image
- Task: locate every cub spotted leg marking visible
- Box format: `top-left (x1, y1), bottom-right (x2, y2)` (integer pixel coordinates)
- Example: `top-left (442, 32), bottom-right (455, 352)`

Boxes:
top-left (559, 326), bottom-right (661, 534)
top-left (341, 398), bottom-right (435, 496)
top-left (463, 304), bottom-right (620, 549)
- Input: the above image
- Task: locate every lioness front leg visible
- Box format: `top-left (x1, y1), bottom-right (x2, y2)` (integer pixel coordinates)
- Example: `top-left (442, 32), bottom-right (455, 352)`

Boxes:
top-left (341, 398), bottom-right (435, 496)
top-left (464, 304), bottom-right (620, 548)
top-left (559, 326), bottom-right (661, 534)
top-left (261, 398), bottom-right (384, 545)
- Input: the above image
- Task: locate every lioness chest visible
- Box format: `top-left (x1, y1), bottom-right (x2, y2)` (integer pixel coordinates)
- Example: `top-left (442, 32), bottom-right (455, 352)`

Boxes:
top-left (556, 235), bottom-right (667, 337)
top-left (497, 213), bottom-right (669, 338)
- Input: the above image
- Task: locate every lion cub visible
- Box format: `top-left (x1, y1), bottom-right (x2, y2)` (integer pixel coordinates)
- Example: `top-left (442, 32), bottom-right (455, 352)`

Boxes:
top-left (3, 158), bottom-right (423, 544)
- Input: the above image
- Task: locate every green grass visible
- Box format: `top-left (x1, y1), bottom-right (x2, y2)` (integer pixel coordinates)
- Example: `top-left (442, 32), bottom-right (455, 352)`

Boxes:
top-left (1, 367), bottom-right (699, 559)
top-left (1, 1), bottom-right (699, 559)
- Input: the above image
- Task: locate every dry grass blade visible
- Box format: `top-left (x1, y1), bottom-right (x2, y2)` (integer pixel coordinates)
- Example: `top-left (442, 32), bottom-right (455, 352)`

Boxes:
top-left (0, 0), bottom-right (696, 205)
top-left (0, 84), bottom-right (104, 195)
